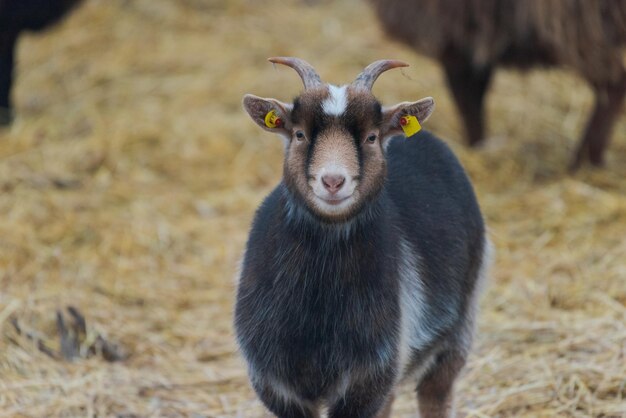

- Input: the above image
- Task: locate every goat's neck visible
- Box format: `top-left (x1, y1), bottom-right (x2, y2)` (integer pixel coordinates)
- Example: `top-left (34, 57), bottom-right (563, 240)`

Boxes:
top-left (280, 183), bottom-right (390, 243)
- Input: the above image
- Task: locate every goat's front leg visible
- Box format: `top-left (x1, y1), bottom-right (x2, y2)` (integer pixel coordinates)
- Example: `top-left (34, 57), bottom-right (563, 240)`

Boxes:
top-left (375, 392), bottom-right (395, 418)
top-left (328, 376), bottom-right (395, 418)
top-left (253, 380), bottom-right (319, 418)
top-left (417, 350), bottom-right (466, 418)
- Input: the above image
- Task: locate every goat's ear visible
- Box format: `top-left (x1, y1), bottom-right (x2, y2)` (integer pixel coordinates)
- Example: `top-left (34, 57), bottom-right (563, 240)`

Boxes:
top-left (243, 94), bottom-right (293, 137)
top-left (380, 97), bottom-right (435, 144)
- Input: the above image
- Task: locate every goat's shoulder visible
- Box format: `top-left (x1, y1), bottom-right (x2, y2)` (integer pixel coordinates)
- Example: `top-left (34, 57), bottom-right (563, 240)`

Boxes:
top-left (386, 130), bottom-right (479, 212)
top-left (386, 130), bottom-right (484, 267)
top-left (387, 130), bottom-right (465, 181)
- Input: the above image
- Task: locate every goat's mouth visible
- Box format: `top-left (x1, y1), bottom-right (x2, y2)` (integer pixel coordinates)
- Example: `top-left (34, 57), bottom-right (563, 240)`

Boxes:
top-left (319, 195), bottom-right (351, 205)
top-left (311, 193), bottom-right (356, 214)
top-left (306, 175), bottom-right (359, 214)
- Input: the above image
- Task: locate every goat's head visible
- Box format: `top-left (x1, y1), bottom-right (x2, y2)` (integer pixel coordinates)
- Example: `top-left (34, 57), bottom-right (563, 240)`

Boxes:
top-left (243, 57), bottom-right (434, 222)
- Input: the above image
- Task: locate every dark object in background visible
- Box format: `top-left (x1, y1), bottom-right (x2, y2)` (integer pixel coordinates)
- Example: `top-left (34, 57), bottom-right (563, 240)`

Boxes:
top-left (0, 0), bottom-right (83, 125)
top-left (10, 306), bottom-right (126, 362)
top-left (369, 0), bottom-right (626, 169)
top-left (236, 58), bottom-right (489, 418)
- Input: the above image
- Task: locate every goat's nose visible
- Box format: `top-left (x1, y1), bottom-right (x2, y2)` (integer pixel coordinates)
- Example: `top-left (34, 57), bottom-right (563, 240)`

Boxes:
top-left (321, 174), bottom-right (345, 194)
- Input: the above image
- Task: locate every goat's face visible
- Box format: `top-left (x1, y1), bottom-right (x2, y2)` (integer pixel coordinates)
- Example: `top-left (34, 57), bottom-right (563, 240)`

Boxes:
top-left (243, 58), bottom-right (434, 222)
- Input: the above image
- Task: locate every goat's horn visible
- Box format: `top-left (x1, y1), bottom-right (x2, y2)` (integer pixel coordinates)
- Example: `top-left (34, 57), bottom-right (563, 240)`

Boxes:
top-left (352, 60), bottom-right (409, 90)
top-left (268, 57), bottom-right (323, 90)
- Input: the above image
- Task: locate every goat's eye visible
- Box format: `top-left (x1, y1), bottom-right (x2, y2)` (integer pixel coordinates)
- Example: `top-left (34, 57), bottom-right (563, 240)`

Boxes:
top-left (295, 131), bottom-right (306, 141)
top-left (366, 134), bottom-right (377, 143)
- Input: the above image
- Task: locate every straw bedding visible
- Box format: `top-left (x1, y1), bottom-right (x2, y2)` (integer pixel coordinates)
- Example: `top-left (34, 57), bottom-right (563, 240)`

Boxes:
top-left (0, 0), bottom-right (624, 416)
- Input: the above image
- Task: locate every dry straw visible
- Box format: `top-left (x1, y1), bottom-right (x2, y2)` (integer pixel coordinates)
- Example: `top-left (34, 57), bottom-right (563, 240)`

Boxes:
top-left (0, 0), bottom-right (625, 416)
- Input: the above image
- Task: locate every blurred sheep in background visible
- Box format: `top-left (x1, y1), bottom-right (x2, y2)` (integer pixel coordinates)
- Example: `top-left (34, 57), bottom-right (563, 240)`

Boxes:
top-left (0, 0), bottom-right (84, 125)
top-left (369, 0), bottom-right (626, 169)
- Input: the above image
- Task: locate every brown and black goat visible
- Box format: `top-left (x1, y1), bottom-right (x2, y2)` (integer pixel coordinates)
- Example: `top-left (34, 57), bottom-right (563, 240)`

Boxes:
top-left (235, 57), bottom-right (491, 418)
top-left (0, 0), bottom-right (83, 125)
top-left (369, 0), bottom-right (626, 169)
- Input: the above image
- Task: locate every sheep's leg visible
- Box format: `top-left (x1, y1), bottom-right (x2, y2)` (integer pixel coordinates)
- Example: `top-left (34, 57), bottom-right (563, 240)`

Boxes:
top-left (416, 350), bottom-right (466, 418)
top-left (441, 51), bottom-right (493, 146)
top-left (0, 30), bottom-right (17, 125)
top-left (571, 71), bottom-right (626, 170)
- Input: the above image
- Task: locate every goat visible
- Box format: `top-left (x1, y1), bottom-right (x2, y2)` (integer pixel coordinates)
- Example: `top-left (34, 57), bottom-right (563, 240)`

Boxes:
top-left (369, 0), bottom-right (626, 169)
top-left (235, 57), bottom-right (490, 418)
top-left (0, 0), bottom-right (83, 125)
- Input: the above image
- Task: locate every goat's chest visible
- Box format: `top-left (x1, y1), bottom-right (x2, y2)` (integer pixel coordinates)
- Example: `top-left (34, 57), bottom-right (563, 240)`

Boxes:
top-left (241, 243), bottom-right (401, 392)
top-left (271, 254), bottom-right (398, 355)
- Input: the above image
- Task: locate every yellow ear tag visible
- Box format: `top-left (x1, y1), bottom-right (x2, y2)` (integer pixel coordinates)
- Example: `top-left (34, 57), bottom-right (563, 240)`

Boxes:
top-left (400, 115), bottom-right (421, 137)
top-left (264, 110), bottom-right (282, 129)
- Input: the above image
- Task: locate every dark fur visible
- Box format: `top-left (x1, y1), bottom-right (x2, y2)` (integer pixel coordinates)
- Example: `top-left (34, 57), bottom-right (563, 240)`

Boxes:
top-left (0, 0), bottom-right (83, 124)
top-left (235, 130), bottom-right (486, 417)
top-left (369, 0), bottom-right (626, 169)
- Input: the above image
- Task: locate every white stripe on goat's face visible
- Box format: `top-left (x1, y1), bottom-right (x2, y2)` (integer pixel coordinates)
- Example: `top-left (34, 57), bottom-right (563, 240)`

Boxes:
top-left (283, 85), bottom-right (387, 222)
top-left (322, 85), bottom-right (348, 116)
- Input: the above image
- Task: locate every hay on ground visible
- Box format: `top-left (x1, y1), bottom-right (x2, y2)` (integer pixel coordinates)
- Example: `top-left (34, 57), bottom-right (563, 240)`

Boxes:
top-left (0, 0), bottom-right (625, 416)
